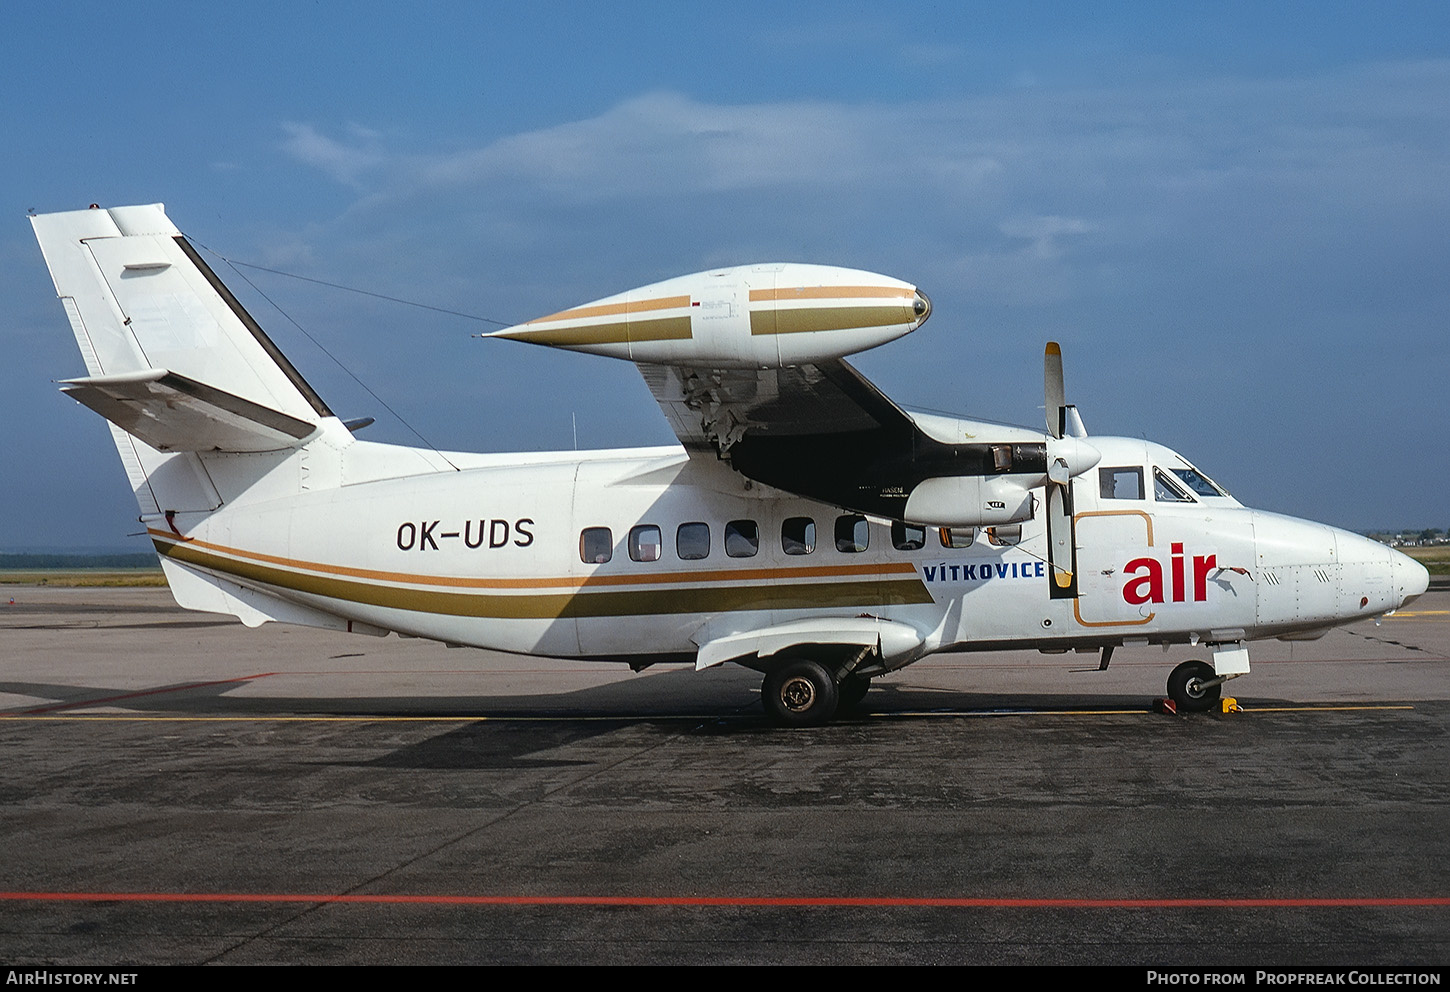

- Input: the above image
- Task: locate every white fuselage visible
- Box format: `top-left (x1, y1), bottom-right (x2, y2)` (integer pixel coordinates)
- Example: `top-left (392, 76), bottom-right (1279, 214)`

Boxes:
top-left (151, 430), bottom-right (1425, 667)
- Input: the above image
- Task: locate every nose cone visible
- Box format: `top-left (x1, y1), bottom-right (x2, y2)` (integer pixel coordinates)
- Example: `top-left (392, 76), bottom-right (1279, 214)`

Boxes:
top-left (1394, 548), bottom-right (1431, 608)
top-left (1335, 530), bottom-right (1428, 615)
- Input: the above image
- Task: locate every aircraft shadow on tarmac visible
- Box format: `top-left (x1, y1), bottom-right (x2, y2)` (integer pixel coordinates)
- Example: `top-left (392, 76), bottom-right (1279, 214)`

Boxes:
top-left (0, 665), bottom-right (1317, 724)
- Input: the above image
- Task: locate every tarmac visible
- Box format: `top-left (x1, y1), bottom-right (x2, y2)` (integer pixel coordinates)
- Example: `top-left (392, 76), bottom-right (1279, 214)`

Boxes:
top-left (0, 586), bottom-right (1446, 965)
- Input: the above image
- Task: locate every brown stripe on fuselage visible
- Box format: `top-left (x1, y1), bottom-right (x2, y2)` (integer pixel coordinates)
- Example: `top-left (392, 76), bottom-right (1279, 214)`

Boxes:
top-left (749, 304), bottom-right (914, 336)
top-left (147, 529), bottom-right (921, 590)
top-left (502, 315), bottom-right (692, 347)
top-left (154, 538), bottom-right (935, 618)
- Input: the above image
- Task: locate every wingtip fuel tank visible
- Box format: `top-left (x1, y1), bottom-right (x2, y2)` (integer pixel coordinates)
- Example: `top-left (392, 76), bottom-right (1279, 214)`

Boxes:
top-left (489, 263), bottom-right (931, 368)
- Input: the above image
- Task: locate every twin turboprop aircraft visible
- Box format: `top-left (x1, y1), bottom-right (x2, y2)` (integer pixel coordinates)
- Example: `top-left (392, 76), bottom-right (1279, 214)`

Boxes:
top-left (31, 203), bottom-right (1430, 724)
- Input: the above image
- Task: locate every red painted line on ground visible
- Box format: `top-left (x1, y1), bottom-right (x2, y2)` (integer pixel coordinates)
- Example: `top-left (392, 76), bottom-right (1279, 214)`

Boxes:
top-left (4, 673), bottom-right (279, 716)
top-left (0, 891), bottom-right (1446, 909)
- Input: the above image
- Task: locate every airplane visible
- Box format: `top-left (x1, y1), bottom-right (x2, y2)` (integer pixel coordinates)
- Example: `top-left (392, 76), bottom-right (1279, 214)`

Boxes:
top-left (30, 203), bottom-right (1430, 725)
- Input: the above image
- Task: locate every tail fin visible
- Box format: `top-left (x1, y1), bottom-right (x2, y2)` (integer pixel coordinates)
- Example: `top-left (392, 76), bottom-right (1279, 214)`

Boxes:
top-left (31, 203), bottom-right (334, 514)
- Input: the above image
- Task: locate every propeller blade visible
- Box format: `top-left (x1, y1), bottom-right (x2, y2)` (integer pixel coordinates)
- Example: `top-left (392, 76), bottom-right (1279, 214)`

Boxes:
top-left (1044, 342), bottom-right (1065, 439)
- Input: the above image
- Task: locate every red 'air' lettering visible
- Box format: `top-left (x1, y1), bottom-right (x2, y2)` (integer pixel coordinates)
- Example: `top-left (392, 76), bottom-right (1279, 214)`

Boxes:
top-left (1122, 548), bottom-right (1217, 605)
top-left (1193, 553), bottom-right (1216, 602)
top-left (1123, 557), bottom-right (1162, 605)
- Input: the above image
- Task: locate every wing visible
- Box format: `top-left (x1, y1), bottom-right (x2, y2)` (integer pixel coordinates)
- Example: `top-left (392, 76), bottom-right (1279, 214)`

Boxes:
top-left (636, 358), bottom-right (912, 453)
top-left (492, 262), bottom-right (1099, 527)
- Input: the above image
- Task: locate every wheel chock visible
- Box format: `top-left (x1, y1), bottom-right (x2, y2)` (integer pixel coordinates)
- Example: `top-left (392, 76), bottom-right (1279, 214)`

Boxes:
top-left (1219, 697), bottom-right (1241, 714)
top-left (1152, 697), bottom-right (1177, 715)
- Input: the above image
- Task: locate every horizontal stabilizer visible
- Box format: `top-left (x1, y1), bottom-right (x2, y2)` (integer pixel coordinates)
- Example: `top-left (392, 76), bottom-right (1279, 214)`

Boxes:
top-left (59, 369), bottom-right (317, 452)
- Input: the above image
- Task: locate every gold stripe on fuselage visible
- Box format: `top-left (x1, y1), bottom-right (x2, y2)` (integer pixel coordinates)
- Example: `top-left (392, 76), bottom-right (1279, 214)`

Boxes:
top-left (152, 534), bottom-right (935, 619)
top-left (500, 315), bottom-right (692, 347)
top-left (747, 286), bottom-right (915, 302)
top-left (529, 294), bottom-right (693, 324)
top-left (749, 304), bottom-right (914, 337)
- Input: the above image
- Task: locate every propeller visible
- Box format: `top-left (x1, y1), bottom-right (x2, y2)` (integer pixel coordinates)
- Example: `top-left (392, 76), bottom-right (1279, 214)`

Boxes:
top-left (1042, 342), bottom-right (1098, 596)
top-left (1045, 342), bottom-right (1066, 439)
top-left (1044, 341), bottom-right (1088, 442)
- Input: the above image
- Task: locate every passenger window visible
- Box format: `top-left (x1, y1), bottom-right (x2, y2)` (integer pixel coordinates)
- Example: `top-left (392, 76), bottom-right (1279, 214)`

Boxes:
top-left (986, 525), bottom-right (1021, 547)
top-left (676, 522), bottom-right (710, 560)
top-left (725, 519), bottom-right (759, 558)
top-left (782, 517), bottom-right (815, 555)
top-left (939, 526), bottom-right (974, 549)
top-left (1099, 466), bottom-right (1144, 500)
top-left (1153, 468), bottom-right (1195, 503)
top-left (580, 527), bottom-right (613, 564)
top-left (835, 514), bottom-right (869, 553)
top-left (628, 524), bottom-right (662, 562)
top-left (892, 522), bottom-right (925, 551)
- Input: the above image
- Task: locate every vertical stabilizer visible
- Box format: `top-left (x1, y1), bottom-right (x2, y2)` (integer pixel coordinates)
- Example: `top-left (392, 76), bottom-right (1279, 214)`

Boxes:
top-left (31, 204), bottom-right (337, 514)
top-left (31, 204), bottom-right (331, 422)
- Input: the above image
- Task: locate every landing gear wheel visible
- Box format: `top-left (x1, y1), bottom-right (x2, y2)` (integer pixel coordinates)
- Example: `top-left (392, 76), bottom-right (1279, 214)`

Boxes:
top-left (837, 674), bottom-right (871, 712)
top-left (762, 659), bottom-right (839, 727)
top-left (1167, 660), bottom-right (1220, 713)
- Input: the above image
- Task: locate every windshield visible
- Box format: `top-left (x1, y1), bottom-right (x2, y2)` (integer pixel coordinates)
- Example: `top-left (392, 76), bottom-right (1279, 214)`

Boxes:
top-left (1171, 465), bottom-right (1229, 498)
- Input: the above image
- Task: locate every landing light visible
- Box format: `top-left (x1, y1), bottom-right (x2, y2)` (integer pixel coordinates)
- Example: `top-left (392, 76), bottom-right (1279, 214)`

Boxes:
top-left (913, 291), bottom-right (931, 321)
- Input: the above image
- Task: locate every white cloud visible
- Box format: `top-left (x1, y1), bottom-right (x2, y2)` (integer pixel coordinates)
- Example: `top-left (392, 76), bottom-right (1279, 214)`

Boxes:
top-left (281, 122), bottom-right (389, 189)
top-left (281, 62), bottom-right (1450, 222)
top-left (998, 215), bottom-right (1094, 260)
top-left (271, 61), bottom-right (1450, 319)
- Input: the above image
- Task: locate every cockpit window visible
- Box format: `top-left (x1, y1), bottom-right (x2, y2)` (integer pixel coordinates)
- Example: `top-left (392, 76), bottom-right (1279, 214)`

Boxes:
top-left (1171, 466), bottom-right (1229, 498)
top-left (1153, 467), bottom-right (1195, 503)
top-left (1099, 466), bottom-right (1144, 500)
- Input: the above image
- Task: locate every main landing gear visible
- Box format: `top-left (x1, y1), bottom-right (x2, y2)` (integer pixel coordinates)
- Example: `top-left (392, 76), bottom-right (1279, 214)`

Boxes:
top-left (761, 659), bottom-right (873, 726)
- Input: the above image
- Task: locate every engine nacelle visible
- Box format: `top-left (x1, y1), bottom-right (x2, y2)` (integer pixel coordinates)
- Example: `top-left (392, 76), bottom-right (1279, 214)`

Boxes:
top-left (490, 263), bottom-right (930, 368)
top-left (901, 475), bottom-right (1036, 528)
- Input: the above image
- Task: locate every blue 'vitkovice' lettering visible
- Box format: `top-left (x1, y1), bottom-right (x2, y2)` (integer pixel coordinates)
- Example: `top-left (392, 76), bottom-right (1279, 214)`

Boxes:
top-left (920, 559), bottom-right (1046, 584)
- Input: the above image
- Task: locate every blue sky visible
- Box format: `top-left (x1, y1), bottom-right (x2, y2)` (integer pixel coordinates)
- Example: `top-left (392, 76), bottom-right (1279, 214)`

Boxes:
top-left (3, 2), bottom-right (1448, 549)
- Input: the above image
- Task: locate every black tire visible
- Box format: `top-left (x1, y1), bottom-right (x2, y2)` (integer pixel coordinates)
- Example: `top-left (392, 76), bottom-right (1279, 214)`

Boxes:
top-left (838, 674), bottom-right (871, 712)
top-left (762, 659), bottom-right (839, 726)
top-left (1167, 660), bottom-right (1220, 712)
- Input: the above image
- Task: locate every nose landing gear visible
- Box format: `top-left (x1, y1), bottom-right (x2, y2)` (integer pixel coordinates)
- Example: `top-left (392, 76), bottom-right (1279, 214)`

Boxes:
top-left (1166, 642), bottom-right (1250, 713)
top-left (1167, 660), bottom-right (1220, 711)
top-left (1167, 658), bottom-right (1249, 713)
